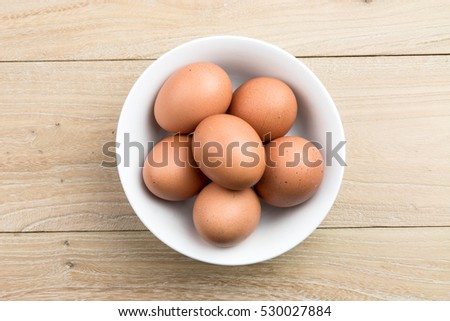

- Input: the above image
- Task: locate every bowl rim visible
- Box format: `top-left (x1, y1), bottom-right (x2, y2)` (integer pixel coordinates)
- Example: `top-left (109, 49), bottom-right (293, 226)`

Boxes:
top-left (116, 35), bottom-right (346, 265)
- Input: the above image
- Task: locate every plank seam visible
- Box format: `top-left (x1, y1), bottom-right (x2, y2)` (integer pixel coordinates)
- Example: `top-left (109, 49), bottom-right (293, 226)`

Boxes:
top-left (0, 53), bottom-right (449, 64)
top-left (0, 225), bottom-right (449, 234)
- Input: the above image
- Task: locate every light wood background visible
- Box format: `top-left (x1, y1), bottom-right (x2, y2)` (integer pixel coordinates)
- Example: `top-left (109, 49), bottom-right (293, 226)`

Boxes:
top-left (1, 0), bottom-right (449, 300)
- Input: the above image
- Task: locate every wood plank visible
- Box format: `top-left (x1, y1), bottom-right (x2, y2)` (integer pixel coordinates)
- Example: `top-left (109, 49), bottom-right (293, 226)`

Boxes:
top-left (0, 61), bottom-right (146, 231)
top-left (0, 228), bottom-right (448, 300)
top-left (314, 55), bottom-right (450, 228)
top-left (1, 56), bottom-right (449, 232)
top-left (1, 0), bottom-right (450, 61)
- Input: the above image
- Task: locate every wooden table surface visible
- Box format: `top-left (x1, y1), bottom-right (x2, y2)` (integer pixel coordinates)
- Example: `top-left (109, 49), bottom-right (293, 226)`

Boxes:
top-left (1, 0), bottom-right (449, 300)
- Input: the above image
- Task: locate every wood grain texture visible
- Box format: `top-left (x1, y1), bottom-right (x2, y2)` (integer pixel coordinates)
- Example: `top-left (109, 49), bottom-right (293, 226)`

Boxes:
top-left (1, 0), bottom-right (449, 303)
top-left (1, 0), bottom-right (450, 61)
top-left (0, 228), bottom-right (449, 300)
top-left (314, 55), bottom-right (450, 228)
top-left (1, 56), bottom-right (449, 231)
top-left (0, 61), bottom-right (146, 231)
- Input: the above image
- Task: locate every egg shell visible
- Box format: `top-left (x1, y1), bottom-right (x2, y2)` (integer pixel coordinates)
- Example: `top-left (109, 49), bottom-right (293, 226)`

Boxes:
top-left (143, 134), bottom-right (209, 201)
top-left (154, 62), bottom-right (232, 134)
top-left (228, 77), bottom-right (297, 142)
top-left (255, 136), bottom-right (324, 207)
top-left (193, 182), bottom-right (261, 247)
top-left (192, 114), bottom-right (265, 190)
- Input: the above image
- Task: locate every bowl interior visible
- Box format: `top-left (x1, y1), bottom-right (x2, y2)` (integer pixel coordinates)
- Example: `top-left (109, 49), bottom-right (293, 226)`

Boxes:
top-left (116, 36), bottom-right (345, 265)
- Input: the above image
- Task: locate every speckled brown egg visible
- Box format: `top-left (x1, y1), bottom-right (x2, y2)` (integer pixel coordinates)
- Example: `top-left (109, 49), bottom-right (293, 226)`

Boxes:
top-left (228, 77), bottom-right (297, 142)
top-left (154, 62), bottom-right (232, 134)
top-left (143, 134), bottom-right (209, 201)
top-left (192, 114), bottom-right (265, 190)
top-left (193, 182), bottom-right (261, 247)
top-left (255, 136), bottom-right (324, 207)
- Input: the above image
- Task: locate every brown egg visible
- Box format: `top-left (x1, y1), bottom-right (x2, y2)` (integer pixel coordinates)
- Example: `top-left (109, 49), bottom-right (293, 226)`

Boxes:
top-left (154, 62), bottom-right (232, 134)
top-left (228, 77), bottom-right (297, 142)
top-left (255, 136), bottom-right (324, 207)
top-left (193, 182), bottom-right (261, 247)
top-left (192, 114), bottom-right (265, 190)
top-left (143, 134), bottom-right (209, 201)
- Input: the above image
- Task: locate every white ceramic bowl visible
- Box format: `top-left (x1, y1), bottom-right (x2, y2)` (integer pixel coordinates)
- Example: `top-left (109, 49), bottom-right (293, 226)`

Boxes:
top-left (116, 36), bottom-right (345, 265)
